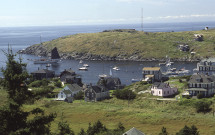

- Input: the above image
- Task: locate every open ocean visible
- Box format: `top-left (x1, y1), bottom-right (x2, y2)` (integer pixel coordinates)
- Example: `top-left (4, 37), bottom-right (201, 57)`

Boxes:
top-left (0, 22), bottom-right (214, 85)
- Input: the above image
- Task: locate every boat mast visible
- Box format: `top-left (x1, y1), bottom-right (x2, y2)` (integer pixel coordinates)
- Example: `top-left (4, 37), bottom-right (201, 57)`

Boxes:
top-left (40, 34), bottom-right (42, 45)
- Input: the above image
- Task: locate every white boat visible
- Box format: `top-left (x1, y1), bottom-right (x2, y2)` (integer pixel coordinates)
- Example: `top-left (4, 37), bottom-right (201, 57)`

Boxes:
top-left (163, 71), bottom-right (179, 76)
top-left (46, 63), bottom-right (51, 67)
top-left (113, 66), bottom-right (120, 71)
top-left (177, 68), bottom-right (190, 74)
top-left (131, 78), bottom-right (140, 82)
top-left (99, 74), bottom-right (108, 78)
top-left (79, 67), bottom-right (88, 70)
top-left (83, 64), bottom-right (89, 67)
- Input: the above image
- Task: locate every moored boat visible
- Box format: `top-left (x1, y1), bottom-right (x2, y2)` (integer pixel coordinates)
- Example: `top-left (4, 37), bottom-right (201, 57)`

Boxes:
top-left (79, 66), bottom-right (88, 70)
top-left (113, 66), bottom-right (120, 71)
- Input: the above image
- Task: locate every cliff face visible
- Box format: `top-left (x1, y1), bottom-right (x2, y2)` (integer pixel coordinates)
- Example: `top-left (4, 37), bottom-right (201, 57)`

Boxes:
top-left (18, 29), bottom-right (215, 61)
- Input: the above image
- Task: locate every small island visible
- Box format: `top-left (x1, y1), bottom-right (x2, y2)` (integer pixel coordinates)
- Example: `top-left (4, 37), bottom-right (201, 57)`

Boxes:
top-left (19, 28), bottom-right (215, 61)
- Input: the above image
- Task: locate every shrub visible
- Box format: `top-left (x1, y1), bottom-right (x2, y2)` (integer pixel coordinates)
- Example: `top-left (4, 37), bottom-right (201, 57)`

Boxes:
top-left (29, 80), bottom-right (42, 87)
top-left (74, 91), bottom-right (84, 100)
top-left (114, 89), bottom-right (136, 100)
top-left (194, 100), bottom-right (212, 113)
top-left (197, 93), bottom-right (204, 99)
top-left (55, 80), bottom-right (62, 88)
top-left (176, 125), bottom-right (199, 135)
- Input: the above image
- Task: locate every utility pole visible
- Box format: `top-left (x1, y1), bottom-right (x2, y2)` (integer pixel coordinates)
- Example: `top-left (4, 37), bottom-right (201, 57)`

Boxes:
top-left (141, 8), bottom-right (143, 32)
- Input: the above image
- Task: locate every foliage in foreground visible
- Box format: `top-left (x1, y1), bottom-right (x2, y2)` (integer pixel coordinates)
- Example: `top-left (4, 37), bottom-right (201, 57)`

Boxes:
top-left (0, 49), bottom-right (56, 135)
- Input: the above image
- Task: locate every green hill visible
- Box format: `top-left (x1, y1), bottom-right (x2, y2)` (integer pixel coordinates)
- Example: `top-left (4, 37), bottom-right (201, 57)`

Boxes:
top-left (23, 29), bottom-right (215, 61)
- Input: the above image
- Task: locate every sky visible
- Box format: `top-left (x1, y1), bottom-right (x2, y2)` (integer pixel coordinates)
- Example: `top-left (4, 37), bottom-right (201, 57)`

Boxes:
top-left (1, 0), bottom-right (215, 27)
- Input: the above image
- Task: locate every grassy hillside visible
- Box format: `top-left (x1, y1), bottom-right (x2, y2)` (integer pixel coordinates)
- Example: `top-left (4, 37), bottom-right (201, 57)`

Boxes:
top-left (1, 83), bottom-right (215, 134)
top-left (39, 29), bottom-right (215, 60)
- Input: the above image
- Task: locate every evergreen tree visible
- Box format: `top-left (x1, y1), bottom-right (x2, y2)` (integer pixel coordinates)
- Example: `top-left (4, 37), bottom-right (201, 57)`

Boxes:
top-left (58, 121), bottom-right (74, 135)
top-left (0, 48), bottom-right (56, 135)
top-left (87, 120), bottom-right (107, 135)
top-left (78, 128), bottom-right (86, 135)
top-left (176, 125), bottom-right (199, 135)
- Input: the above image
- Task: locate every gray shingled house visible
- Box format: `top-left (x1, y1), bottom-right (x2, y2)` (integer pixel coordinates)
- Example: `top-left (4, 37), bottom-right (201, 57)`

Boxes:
top-left (31, 69), bottom-right (55, 80)
top-left (60, 68), bottom-right (82, 86)
top-left (187, 74), bottom-right (215, 97)
top-left (84, 85), bottom-right (109, 102)
top-left (97, 77), bottom-right (124, 90)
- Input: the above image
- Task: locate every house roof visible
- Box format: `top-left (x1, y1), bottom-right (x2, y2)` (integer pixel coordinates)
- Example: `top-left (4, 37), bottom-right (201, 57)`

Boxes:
top-left (63, 90), bottom-right (72, 94)
top-left (90, 85), bottom-right (108, 93)
top-left (123, 127), bottom-right (145, 135)
top-left (67, 84), bottom-right (82, 92)
top-left (31, 69), bottom-right (54, 74)
top-left (143, 67), bottom-right (160, 71)
top-left (60, 68), bottom-right (76, 76)
top-left (189, 74), bottom-right (215, 83)
top-left (97, 77), bottom-right (121, 90)
top-left (153, 82), bottom-right (169, 89)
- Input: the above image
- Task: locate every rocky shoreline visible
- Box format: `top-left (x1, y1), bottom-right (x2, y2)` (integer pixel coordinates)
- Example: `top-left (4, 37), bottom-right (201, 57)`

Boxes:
top-left (18, 45), bottom-right (200, 62)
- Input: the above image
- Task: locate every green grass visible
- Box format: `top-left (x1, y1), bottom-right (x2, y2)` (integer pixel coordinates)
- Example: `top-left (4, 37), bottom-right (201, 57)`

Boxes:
top-left (1, 80), bottom-right (215, 135)
top-left (34, 29), bottom-right (215, 60)
top-left (21, 97), bottom-right (215, 135)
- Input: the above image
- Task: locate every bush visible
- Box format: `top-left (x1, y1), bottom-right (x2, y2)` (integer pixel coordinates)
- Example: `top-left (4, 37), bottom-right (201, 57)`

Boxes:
top-left (32, 86), bottom-right (54, 98)
top-left (55, 80), bottom-right (62, 88)
top-left (194, 100), bottom-right (212, 113)
top-left (197, 93), bottom-right (204, 99)
top-left (114, 89), bottom-right (136, 100)
top-left (29, 80), bottom-right (42, 87)
top-left (29, 79), bottom-right (50, 87)
top-left (176, 125), bottom-right (199, 135)
top-left (74, 91), bottom-right (84, 100)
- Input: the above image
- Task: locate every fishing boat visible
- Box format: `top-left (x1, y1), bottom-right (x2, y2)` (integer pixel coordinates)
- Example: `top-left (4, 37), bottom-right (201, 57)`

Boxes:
top-left (79, 66), bottom-right (88, 70)
top-left (113, 66), bottom-right (120, 71)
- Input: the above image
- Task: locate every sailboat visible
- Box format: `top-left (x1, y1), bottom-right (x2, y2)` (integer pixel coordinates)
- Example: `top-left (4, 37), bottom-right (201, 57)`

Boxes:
top-left (34, 47), bottom-right (60, 64)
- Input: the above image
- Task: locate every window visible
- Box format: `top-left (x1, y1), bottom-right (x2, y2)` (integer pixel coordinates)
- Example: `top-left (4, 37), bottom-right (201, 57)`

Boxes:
top-left (61, 95), bottom-right (63, 98)
top-left (159, 91), bottom-right (160, 94)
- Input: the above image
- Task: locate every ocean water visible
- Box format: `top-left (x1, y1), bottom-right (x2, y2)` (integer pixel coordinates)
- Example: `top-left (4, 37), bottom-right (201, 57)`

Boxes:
top-left (1, 22), bottom-right (213, 85)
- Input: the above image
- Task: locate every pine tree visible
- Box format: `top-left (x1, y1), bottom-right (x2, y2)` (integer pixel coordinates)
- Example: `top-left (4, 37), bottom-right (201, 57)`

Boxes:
top-left (78, 128), bottom-right (86, 135)
top-left (58, 121), bottom-right (74, 135)
top-left (0, 48), bottom-right (56, 134)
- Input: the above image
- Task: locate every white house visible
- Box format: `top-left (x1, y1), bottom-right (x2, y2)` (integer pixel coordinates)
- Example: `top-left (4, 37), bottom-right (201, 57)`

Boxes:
top-left (57, 84), bottom-right (82, 101)
top-left (151, 82), bottom-right (178, 97)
